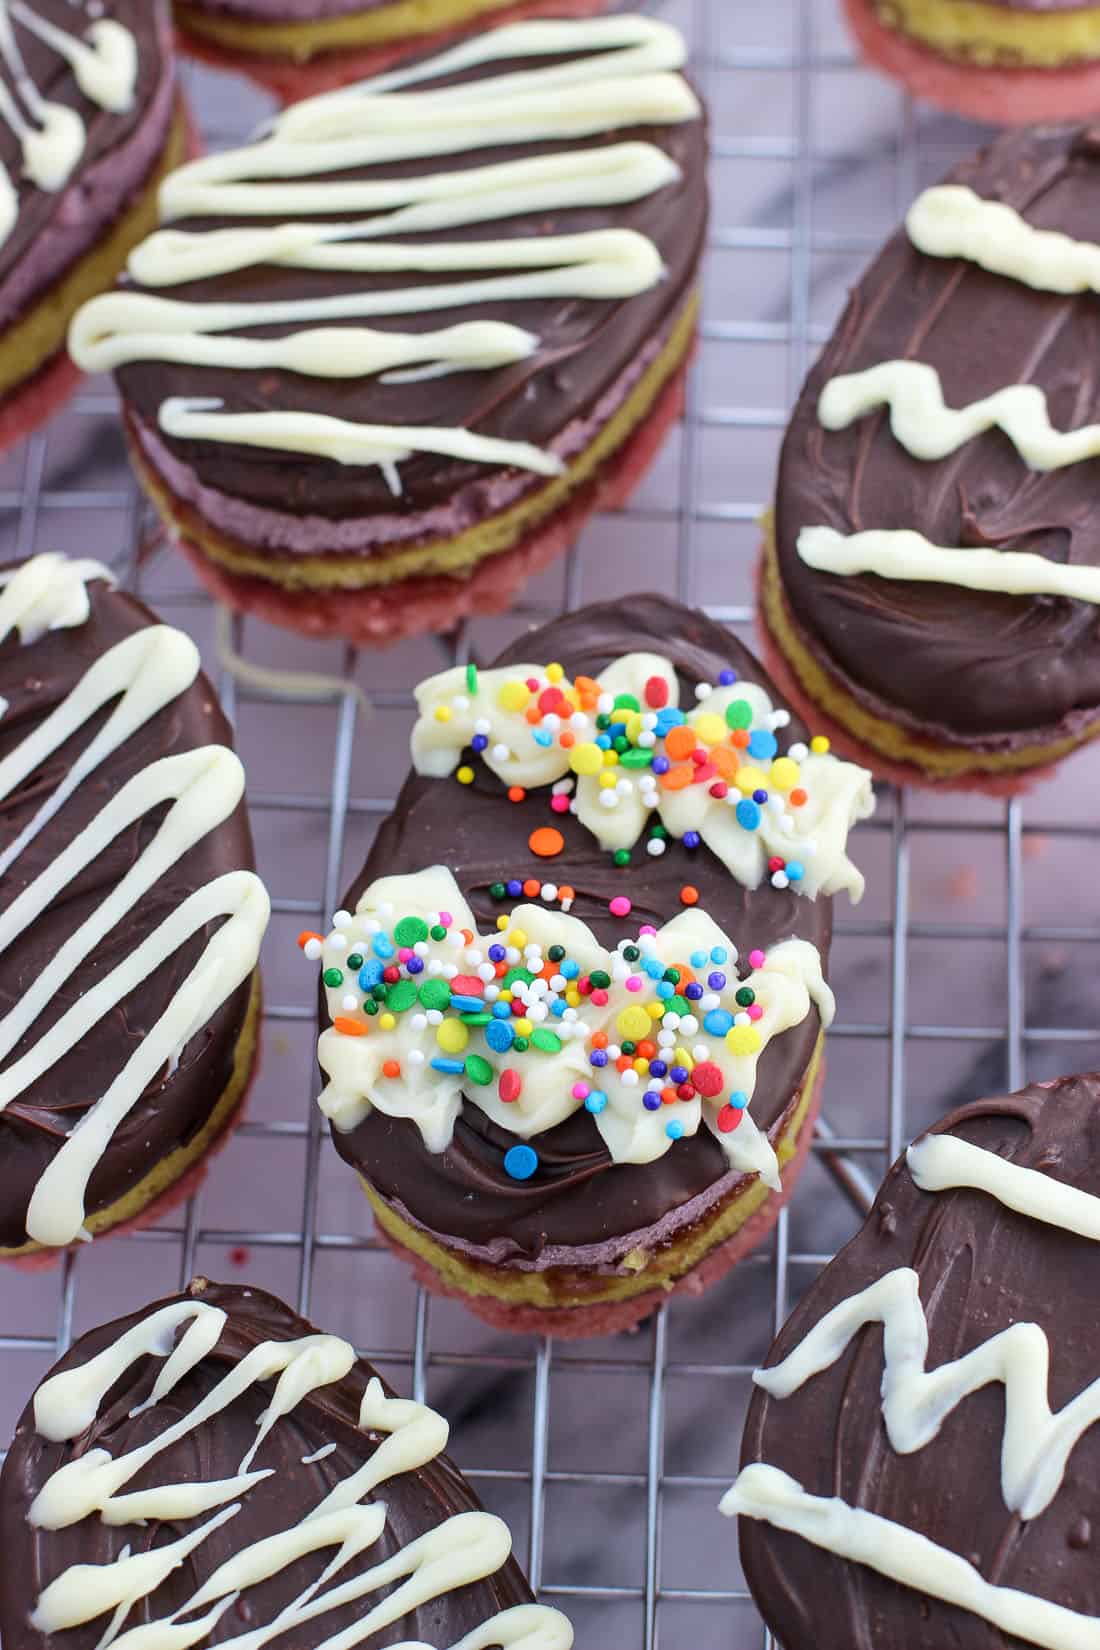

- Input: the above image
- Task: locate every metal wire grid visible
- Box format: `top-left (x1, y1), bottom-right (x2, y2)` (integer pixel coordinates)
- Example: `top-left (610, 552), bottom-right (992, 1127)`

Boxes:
top-left (2, 2), bottom-right (1100, 1645)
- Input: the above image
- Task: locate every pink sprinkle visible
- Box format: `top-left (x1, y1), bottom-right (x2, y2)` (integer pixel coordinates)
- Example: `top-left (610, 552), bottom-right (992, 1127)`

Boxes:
top-left (439, 911), bottom-right (453, 928)
top-left (640, 924), bottom-right (657, 937)
top-left (625, 976), bottom-right (643, 993)
top-left (550, 794), bottom-right (570, 814)
top-left (398, 947), bottom-right (414, 963)
top-left (609, 895), bottom-right (632, 918)
top-left (571, 1081), bottom-right (590, 1100)
top-left (526, 676), bottom-right (540, 691)
top-left (591, 988), bottom-right (610, 1007)
top-left (749, 948), bottom-right (766, 970)
top-left (747, 1003), bottom-right (764, 1021)
top-left (499, 1068), bottom-right (522, 1103)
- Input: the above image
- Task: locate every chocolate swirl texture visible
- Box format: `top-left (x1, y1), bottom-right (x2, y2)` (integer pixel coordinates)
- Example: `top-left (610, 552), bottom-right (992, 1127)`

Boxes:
top-left (0, 1279), bottom-right (567, 1649)
top-left (735, 1071), bottom-right (1100, 1649)
top-left (330, 596), bottom-right (848, 1260)
top-left (0, 558), bottom-right (267, 1251)
top-left (776, 126), bottom-right (1100, 747)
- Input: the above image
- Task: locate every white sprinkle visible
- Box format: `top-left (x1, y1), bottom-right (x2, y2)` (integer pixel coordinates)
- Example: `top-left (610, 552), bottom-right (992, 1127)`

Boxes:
top-left (454, 695), bottom-right (469, 712)
top-left (332, 910), bottom-right (352, 930)
top-left (694, 682), bottom-right (713, 700)
top-left (492, 743), bottom-right (510, 762)
top-left (771, 871), bottom-right (790, 889)
top-left (680, 1015), bottom-right (699, 1035)
top-left (543, 713), bottom-right (561, 733)
top-left (411, 1013), bottom-right (428, 1031)
top-left (788, 741), bottom-right (808, 761)
top-left (664, 1012), bottom-right (681, 1031)
top-left (485, 984), bottom-right (500, 1002)
top-left (620, 1069), bottom-right (639, 1087)
top-left (699, 993), bottom-right (720, 1013)
top-left (329, 934), bottom-right (347, 952)
top-left (477, 963), bottom-right (496, 983)
top-left (541, 883), bottom-right (558, 902)
top-left (773, 709), bottom-right (791, 728)
top-left (641, 712), bottom-right (658, 731)
top-left (341, 994), bottom-right (358, 1013)
top-left (734, 1011), bottom-right (750, 1027)
top-left (364, 918), bottom-right (381, 935)
top-left (304, 938), bottom-right (323, 961)
top-left (646, 838), bottom-right (666, 856)
top-left (427, 1009), bottom-right (444, 1026)
top-left (693, 1043), bottom-right (709, 1061)
top-left (570, 712), bottom-right (589, 731)
top-left (474, 717), bottom-right (491, 735)
top-left (597, 692), bottom-right (614, 714)
top-left (427, 959), bottom-right (444, 976)
top-left (637, 731), bottom-right (657, 748)
top-left (552, 777), bottom-right (575, 795)
top-left (599, 791), bottom-right (619, 810)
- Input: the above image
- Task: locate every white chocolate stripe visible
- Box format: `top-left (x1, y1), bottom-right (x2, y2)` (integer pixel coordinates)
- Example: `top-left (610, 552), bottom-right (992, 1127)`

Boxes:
top-left (0, 551), bottom-right (114, 642)
top-left (30, 1299), bottom-right (574, 1650)
top-left (908, 183), bottom-right (1100, 295)
top-left (798, 523), bottom-right (1100, 605)
top-left (70, 15), bottom-right (697, 490)
top-left (907, 1132), bottom-right (1100, 1243)
top-left (723, 1465), bottom-right (1097, 1650)
top-left (819, 360), bottom-right (1100, 471)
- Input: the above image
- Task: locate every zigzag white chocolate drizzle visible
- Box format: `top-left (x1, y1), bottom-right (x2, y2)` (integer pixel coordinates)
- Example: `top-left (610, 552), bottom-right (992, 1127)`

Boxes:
top-left (0, 1), bottom-right (137, 246)
top-left (723, 1133), bottom-right (1100, 1647)
top-left (0, 554), bottom-right (269, 1248)
top-left (315, 865), bottom-right (833, 1188)
top-left (798, 523), bottom-right (1100, 605)
top-left (907, 184), bottom-right (1100, 294)
top-left (69, 15), bottom-right (699, 493)
top-left (412, 653), bottom-right (873, 900)
top-left (28, 1296), bottom-right (573, 1649)
top-left (819, 360), bottom-right (1100, 471)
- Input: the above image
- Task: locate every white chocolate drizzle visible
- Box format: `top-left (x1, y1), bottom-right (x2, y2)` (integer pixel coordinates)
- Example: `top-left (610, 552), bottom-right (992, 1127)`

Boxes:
top-left (0, 554), bottom-right (269, 1248)
top-left (0, 1), bottom-right (138, 247)
top-left (819, 359), bottom-right (1100, 471)
top-left (908, 183), bottom-right (1100, 295)
top-left (723, 1132), bottom-right (1100, 1645)
top-left (316, 866), bottom-right (833, 1187)
top-left (412, 654), bottom-right (873, 902)
top-left (798, 523), bottom-right (1100, 606)
top-left (27, 1294), bottom-right (574, 1649)
top-left (69, 15), bottom-right (698, 492)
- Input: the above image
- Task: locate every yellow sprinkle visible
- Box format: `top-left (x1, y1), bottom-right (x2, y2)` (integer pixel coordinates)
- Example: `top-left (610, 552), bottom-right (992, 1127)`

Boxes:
top-left (456, 765), bottom-right (475, 785)
top-left (632, 1057), bottom-right (649, 1075)
top-left (769, 756), bottom-right (800, 793)
top-left (617, 1005), bottom-right (652, 1042)
top-left (515, 1018), bottom-right (533, 1038)
top-left (734, 766), bottom-right (768, 796)
top-left (379, 1013), bottom-right (396, 1031)
top-left (569, 741), bottom-right (604, 776)
top-left (626, 711), bottom-right (644, 743)
top-left (647, 1001), bottom-right (664, 1021)
top-left (674, 1046), bottom-right (694, 1072)
top-left (496, 915), bottom-right (509, 931)
top-left (603, 749), bottom-right (619, 767)
top-left (810, 735), bottom-right (830, 754)
top-left (546, 662), bottom-right (565, 682)
top-left (693, 712), bottom-right (726, 747)
top-left (498, 678), bottom-right (530, 712)
top-left (436, 1019), bottom-right (469, 1054)
top-left (509, 929), bottom-right (528, 949)
top-left (434, 705), bottom-right (452, 723)
top-left (566, 988), bottom-right (581, 1007)
top-left (726, 1025), bottom-right (762, 1056)
top-left (598, 770), bottom-right (617, 790)
top-left (499, 989), bottom-right (513, 1003)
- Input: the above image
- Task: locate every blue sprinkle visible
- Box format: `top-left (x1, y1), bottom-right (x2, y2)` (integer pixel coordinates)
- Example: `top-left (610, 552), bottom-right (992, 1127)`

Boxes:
top-left (665, 1119), bottom-right (685, 1141)
top-left (707, 971), bottom-right (727, 991)
top-left (690, 949), bottom-right (708, 969)
top-left (643, 958), bottom-right (664, 980)
top-left (736, 798), bottom-right (761, 832)
top-left (596, 733), bottom-right (612, 750)
top-left (683, 830), bottom-right (701, 850)
top-left (585, 1090), bottom-right (608, 1114)
top-left (491, 1001), bottom-right (512, 1019)
top-left (431, 1057), bottom-right (465, 1075)
top-left (608, 721), bottom-right (627, 739)
top-left (561, 959), bottom-right (580, 980)
top-left (656, 707), bottom-right (685, 732)
top-left (406, 957), bottom-right (424, 975)
top-left (450, 993), bottom-right (484, 1012)
top-left (656, 980), bottom-right (674, 1000)
top-left (373, 935), bottom-right (395, 959)
top-left (485, 1020), bottom-right (514, 1052)
top-left (649, 1059), bottom-right (668, 1079)
top-left (533, 729), bottom-right (553, 747)
top-left (488, 944), bottom-right (507, 963)
top-left (730, 1090), bottom-right (749, 1110)
top-left (711, 947), bottom-right (728, 964)
top-left (748, 729), bottom-right (778, 762)
top-left (786, 860), bottom-right (805, 882)
top-left (669, 1065), bottom-right (688, 1085)
top-left (685, 982), bottom-right (704, 1001)
top-left (358, 960), bottom-right (384, 991)
top-left (507, 879), bottom-right (523, 897)
top-left (504, 1144), bottom-right (539, 1181)
top-left (752, 789), bottom-right (769, 805)
top-left (704, 1009), bottom-right (734, 1037)
top-left (471, 733), bottom-right (489, 753)
top-left (652, 755), bottom-right (670, 776)
top-left (643, 1092), bottom-right (662, 1111)
top-left (718, 668), bottom-right (738, 686)
top-left (551, 999), bottom-right (567, 1017)
top-left (589, 1049), bottom-right (609, 1068)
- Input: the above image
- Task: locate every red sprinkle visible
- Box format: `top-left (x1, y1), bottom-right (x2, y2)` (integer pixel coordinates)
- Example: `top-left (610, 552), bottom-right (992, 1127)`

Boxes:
top-left (709, 781), bottom-right (729, 799)
top-left (768, 856), bottom-right (786, 873)
top-left (692, 1061), bottom-right (724, 1099)
top-left (450, 974), bottom-right (484, 996)
top-left (717, 1104), bottom-right (744, 1134)
top-left (498, 1068), bottom-right (523, 1103)
top-left (383, 965), bottom-right (401, 984)
top-left (677, 1082), bottom-right (695, 1102)
top-left (644, 674), bottom-right (669, 708)
top-left (690, 748), bottom-right (708, 767)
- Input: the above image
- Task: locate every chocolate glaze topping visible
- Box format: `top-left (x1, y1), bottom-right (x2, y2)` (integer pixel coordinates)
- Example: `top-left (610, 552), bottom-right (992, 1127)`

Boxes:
top-left (116, 36), bottom-right (707, 523)
top-left (0, 1279), bottom-right (535, 1648)
top-left (739, 1071), bottom-right (1100, 1649)
top-left (776, 126), bottom-right (1100, 746)
top-left (331, 596), bottom-right (830, 1260)
top-left (0, 573), bottom-right (255, 1249)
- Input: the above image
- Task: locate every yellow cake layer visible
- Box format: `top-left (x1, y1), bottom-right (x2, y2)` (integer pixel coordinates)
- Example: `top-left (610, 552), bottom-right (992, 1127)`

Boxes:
top-left (761, 526), bottom-right (1100, 781)
top-left (873, 0), bottom-right (1100, 68)
top-left (1, 108), bottom-right (188, 401)
top-left (175, 0), bottom-right (536, 61)
top-left (135, 291), bottom-right (699, 594)
top-left (365, 1035), bottom-right (823, 1312)
top-left (1, 974), bottom-right (261, 1260)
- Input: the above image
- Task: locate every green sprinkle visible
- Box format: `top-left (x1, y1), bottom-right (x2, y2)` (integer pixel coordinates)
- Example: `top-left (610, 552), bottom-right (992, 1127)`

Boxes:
top-left (666, 994), bottom-right (690, 1017)
top-left (513, 1035), bottom-right (530, 1052)
top-left (531, 1028), bottom-right (562, 1054)
top-left (465, 1053), bottom-right (494, 1086)
top-left (621, 1040), bottom-right (637, 1056)
top-left (418, 979), bottom-right (451, 1011)
top-left (589, 969), bottom-right (611, 990)
top-left (612, 735), bottom-right (629, 754)
top-left (394, 915), bottom-right (429, 947)
top-left (664, 967), bottom-right (680, 984)
top-left (613, 693), bottom-right (641, 713)
top-left (461, 1011), bottom-right (492, 1026)
top-left (490, 882), bottom-right (507, 901)
top-left (372, 982), bottom-right (389, 1002)
top-left (346, 952), bottom-right (364, 970)
top-left (466, 662), bottom-right (478, 695)
top-left (613, 848), bottom-right (631, 867)
top-left (322, 967), bottom-right (344, 988)
top-left (503, 966), bottom-right (536, 989)
top-left (620, 748), bottom-right (653, 770)
top-left (650, 824), bottom-right (668, 840)
top-left (430, 924), bottom-right (447, 942)
top-left (736, 986), bottom-right (756, 1007)
top-left (363, 998), bottom-right (379, 1016)
top-left (725, 699), bottom-right (753, 730)
top-left (548, 944), bottom-right (565, 962)
top-left (596, 714), bottom-right (611, 730)
top-left (623, 945), bottom-right (640, 962)
top-left (386, 980), bottom-right (418, 1013)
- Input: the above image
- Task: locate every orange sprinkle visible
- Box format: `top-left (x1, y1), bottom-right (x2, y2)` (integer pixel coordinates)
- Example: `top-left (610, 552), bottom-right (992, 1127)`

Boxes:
top-left (670, 961), bottom-right (695, 988)
top-left (559, 730), bottom-right (576, 749)
top-left (710, 746), bottom-right (739, 780)
top-left (382, 1058), bottom-right (401, 1079)
top-left (665, 725), bottom-right (696, 761)
top-left (558, 885), bottom-right (576, 903)
top-left (495, 960), bottom-right (508, 977)
top-left (528, 826), bottom-right (565, 859)
top-left (680, 885), bottom-right (700, 907)
top-left (507, 786), bottom-right (526, 804)
top-left (525, 707), bottom-right (541, 725)
top-left (461, 928), bottom-right (474, 944)
top-left (637, 1039), bottom-right (656, 1060)
top-left (523, 878), bottom-right (541, 897)
top-left (660, 763), bottom-right (694, 792)
top-left (616, 1055), bottom-right (632, 1073)
top-left (591, 1030), bottom-right (609, 1049)
top-left (731, 728), bottom-right (751, 749)
top-left (333, 1015), bottom-right (366, 1037)
top-left (297, 930), bottom-right (323, 950)
top-left (790, 787), bottom-right (808, 806)
top-left (661, 1085), bottom-right (679, 1105)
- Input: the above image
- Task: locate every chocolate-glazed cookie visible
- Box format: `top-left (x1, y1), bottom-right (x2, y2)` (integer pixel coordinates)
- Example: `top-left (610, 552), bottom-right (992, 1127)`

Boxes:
top-left (0, 554), bottom-right (268, 1257)
top-left (311, 594), bottom-right (874, 1337)
top-left (762, 125), bottom-right (1100, 791)
top-left (0, 1278), bottom-right (573, 1649)
top-left (727, 1070), bottom-right (1100, 1649)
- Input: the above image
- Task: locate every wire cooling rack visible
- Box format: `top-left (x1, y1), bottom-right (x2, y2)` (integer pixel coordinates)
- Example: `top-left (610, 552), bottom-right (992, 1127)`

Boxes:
top-left (3, 2), bottom-right (1100, 1645)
